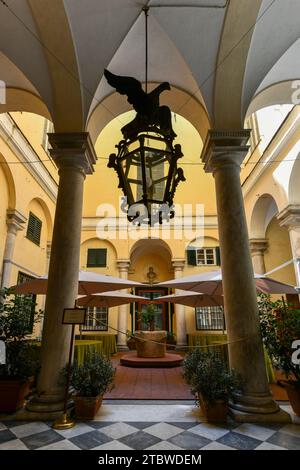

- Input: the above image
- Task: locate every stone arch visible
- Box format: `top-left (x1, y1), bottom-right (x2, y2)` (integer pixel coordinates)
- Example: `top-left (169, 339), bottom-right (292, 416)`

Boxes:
top-left (80, 237), bottom-right (118, 275)
top-left (27, 197), bottom-right (53, 242)
top-left (250, 194), bottom-right (279, 239)
top-left (246, 81), bottom-right (299, 118)
top-left (0, 88), bottom-right (52, 121)
top-left (87, 85), bottom-right (210, 145)
top-left (288, 151), bottom-right (300, 204)
top-left (129, 238), bottom-right (173, 283)
top-left (0, 153), bottom-right (16, 210)
top-left (188, 235), bottom-right (219, 249)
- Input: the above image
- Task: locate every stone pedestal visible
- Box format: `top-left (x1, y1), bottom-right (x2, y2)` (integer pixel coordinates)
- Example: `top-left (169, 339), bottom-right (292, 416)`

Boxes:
top-left (135, 331), bottom-right (166, 358)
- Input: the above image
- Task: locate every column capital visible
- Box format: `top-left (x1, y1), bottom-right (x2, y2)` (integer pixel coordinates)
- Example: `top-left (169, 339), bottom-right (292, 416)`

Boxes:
top-left (116, 259), bottom-right (131, 272)
top-left (172, 258), bottom-right (185, 271)
top-left (48, 132), bottom-right (97, 175)
top-left (277, 205), bottom-right (300, 230)
top-left (6, 209), bottom-right (27, 233)
top-left (201, 129), bottom-right (251, 173)
top-left (249, 238), bottom-right (268, 255)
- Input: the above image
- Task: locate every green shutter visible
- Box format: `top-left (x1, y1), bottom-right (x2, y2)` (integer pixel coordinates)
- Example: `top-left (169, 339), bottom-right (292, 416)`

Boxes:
top-left (187, 247), bottom-right (197, 266)
top-left (87, 248), bottom-right (107, 267)
top-left (26, 212), bottom-right (42, 245)
top-left (215, 247), bottom-right (221, 266)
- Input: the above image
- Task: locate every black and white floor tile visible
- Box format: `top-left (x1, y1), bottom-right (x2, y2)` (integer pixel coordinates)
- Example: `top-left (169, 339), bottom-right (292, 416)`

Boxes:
top-left (0, 402), bottom-right (299, 450)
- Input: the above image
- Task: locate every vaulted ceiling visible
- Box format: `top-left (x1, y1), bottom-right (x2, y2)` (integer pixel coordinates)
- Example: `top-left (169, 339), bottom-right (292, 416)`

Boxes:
top-left (0, 0), bottom-right (299, 141)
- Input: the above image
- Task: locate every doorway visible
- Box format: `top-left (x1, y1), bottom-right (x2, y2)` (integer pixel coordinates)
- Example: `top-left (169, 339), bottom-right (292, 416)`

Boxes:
top-left (134, 287), bottom-right (169, 331)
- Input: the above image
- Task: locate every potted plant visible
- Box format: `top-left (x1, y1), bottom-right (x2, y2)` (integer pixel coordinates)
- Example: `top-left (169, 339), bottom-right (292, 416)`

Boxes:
top-left (0, 288), bottom-right (41, 413)
top-left (68, 351), bottom-right (115, 419)
top-left (141, 304), bottom-right (156, 331)
top-left (258, 293), bottom-right (300, 416)
top-left (136, 304), bottom-right (166, 358)
top-left (183, 349), bottom-right (241, 422)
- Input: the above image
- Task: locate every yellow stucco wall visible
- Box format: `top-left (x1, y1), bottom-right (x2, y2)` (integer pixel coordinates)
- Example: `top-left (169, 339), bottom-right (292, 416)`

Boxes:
top-left (264, 218), bottom-right (296, 286)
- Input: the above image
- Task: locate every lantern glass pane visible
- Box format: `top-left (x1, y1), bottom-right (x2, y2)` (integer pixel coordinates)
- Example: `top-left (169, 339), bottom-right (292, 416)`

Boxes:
top-left (144, 149), bottom-right (169, 202)
top-left (121, 151), bottom-right (142, 204)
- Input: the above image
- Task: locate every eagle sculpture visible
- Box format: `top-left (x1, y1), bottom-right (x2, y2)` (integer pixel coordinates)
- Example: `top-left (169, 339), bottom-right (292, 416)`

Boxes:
top-left (104, 69), bottom-right (176, 141)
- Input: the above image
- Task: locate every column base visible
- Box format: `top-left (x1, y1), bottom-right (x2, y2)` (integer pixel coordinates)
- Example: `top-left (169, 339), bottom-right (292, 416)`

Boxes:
top-left (26, 391), bottom-right (73, 413)
top-left (117, 344), bottom-right (129, 352)
top-left (230, 390), bottom-right (280, 414)
top-left (1, 408), bottom-right (71, 422)
top-left (175, 343), bottom-right (188, 351)
top-left (229, 407), bottom-right (291, 424)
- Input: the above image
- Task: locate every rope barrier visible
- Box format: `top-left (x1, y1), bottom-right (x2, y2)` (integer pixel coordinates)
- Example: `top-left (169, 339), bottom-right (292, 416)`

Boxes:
top-left (85, 313), bottom-right (256, 349)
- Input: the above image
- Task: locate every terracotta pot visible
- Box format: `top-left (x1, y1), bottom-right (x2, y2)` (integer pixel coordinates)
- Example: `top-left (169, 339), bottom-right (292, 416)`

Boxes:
top-left (198, 394), bottom-right (228, 423)
top-left (0, 378), bottom-right (32, 413)
top-left (283, 381), bottom-right (300, 416)
top-left (74, 394), bottom-right (103, 419)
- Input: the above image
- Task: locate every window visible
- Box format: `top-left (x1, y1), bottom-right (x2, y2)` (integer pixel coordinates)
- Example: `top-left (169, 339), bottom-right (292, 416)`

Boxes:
top-left (17, 272), bottom-right (37, 334)
top-left (196, 248), bottom-right (216, 265)
top-left (87, 248), bottom-right (107, 268)
top-left (82, 307), bottom-right (108, 331)
top-left (195, 306), bottom-right (225, 331)
top-left (26, 212), bottom-right (42, 246)
top-left (187, 247), bottom-right (220, 266)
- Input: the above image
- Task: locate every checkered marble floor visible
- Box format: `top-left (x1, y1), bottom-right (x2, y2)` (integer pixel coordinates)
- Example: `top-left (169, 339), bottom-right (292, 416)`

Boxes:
top-left (0, 402), bottom-right (299, 450)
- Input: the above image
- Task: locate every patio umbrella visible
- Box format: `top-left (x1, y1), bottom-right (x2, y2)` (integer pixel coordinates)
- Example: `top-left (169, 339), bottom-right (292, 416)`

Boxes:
top-left (76, 291), bottom-right (148, 308)
top-left (154, 290), bottom-right (224, 308)
top-left (10, 270), bottom-right (144, 295)
top-left (156, 269), bottom-right (298, 295)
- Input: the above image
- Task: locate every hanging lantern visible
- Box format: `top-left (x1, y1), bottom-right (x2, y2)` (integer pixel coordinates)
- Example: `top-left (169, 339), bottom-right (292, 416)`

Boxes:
top-left (104, 7), bottom-right (185, 225)
top-left (107, 129), bottom-right (185, 225)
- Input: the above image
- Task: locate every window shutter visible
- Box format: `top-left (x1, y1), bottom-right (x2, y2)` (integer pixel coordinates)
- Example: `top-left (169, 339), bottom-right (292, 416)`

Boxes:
top-left (187, 247), bottom-right (197, 266)
top-left (215, 247), bottom-right (221, 266)
top-left (26, 212), bottom-right (42, 245)
top-left (87, 248), bottom-right (107, 267)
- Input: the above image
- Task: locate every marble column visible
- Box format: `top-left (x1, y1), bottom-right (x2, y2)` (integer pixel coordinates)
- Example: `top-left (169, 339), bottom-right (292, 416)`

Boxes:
top-left (278, 205), bottom-right (300, 287)
top-left (1, 209), bottom-right (27, 288)
top-left (117, 260), bottom-right (130, 351)
top-left (249, 239), bottom-right (268, 275)
top-left (201, 130), bottom-right (281, 419)
top-left (38, 241), bottom-right (52, 340)
top-left (27, 132), bottom-right (96, 412)
top-left (172, 259), bottom-right (187, 349)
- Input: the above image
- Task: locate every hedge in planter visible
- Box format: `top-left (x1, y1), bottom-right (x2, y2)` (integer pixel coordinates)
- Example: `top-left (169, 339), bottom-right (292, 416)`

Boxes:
top-left (0, 289), bottom-right (41, 413)
top-left (65, 352), bottom-right (115, 419)
top-left (258, 293), bottom-right (300, 416)
top-left (183, 349), bottom-right (242, 422)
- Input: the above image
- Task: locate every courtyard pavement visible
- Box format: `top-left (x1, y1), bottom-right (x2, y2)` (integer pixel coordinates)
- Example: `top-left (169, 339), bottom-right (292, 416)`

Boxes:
top-left (0, 401), bottom-right (299, 450)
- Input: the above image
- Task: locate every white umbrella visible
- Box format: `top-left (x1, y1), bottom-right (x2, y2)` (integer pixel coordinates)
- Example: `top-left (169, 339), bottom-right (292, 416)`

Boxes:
top-left (154, 290), bottom-right (223, 308)
top-left (76, 291), bottom-right (148, 308)
top-left (157, 269), bottom-right (298, 295)
top-left (11, 270), bottom-right (144, 295)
